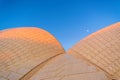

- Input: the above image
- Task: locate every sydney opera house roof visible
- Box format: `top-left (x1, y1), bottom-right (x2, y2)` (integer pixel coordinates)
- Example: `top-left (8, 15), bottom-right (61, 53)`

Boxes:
top-left (0, 22), bottom-right (120, 80)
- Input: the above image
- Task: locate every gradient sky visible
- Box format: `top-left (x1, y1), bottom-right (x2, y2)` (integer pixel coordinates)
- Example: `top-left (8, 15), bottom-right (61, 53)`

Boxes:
top-left (0, 0), bottom-right (120, 50)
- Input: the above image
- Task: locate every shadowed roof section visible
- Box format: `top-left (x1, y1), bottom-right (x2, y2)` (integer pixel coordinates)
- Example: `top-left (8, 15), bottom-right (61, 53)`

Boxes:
top-left (0, 27), bottom-right (64, 80)
top-left (28, 53), bottom-right (109, 80)
top-left (67, 22), bottom-right (120, 79)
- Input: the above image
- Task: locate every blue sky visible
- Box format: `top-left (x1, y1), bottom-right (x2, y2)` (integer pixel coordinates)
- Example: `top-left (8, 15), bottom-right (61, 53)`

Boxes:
top-left (0, 0), bottom-right (120, 50)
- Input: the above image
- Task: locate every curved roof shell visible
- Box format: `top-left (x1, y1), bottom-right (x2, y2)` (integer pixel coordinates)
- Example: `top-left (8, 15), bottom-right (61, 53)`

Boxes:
top-left (0, 27), bottom-right (64, 80)
top-left (0, 22), bottom-right (120, 80)
top-left (68, 22), bottom-right (120, 79)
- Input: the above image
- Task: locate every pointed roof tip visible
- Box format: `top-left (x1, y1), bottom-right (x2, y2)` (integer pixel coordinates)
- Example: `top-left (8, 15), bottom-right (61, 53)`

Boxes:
top-left (115, 22), bottom-right (120, 24)
top-left (110, 22), bottom-right (120, 27)
top-left (106, 22), bottom-right (120, 29)
top-left (95, 22), bottom-right (120, 34)
top-left (99, 22), bottom-right (120, 31)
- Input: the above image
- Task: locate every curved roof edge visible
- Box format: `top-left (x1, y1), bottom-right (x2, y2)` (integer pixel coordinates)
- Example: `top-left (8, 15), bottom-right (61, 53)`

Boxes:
top-left (67, 22), bottom-right (120, 79)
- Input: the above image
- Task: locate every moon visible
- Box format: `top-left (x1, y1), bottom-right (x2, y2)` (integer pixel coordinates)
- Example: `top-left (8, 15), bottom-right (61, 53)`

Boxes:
top-left (86, 29), bottom-right (90, 32)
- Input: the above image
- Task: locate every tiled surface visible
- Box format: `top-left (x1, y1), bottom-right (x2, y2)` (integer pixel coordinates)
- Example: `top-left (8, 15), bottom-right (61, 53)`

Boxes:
top-left (0, 22), bottom-right (119, 80)
top-left (0, 28), bottom-right (64, 80)
top-left (29, 53), bottom-right (108, 80)
top-left (68, 23), bottom-right (120, 79)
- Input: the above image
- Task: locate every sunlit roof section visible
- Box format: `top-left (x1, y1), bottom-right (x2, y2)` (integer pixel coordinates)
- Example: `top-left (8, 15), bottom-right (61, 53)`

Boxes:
top-left (0, 27), bottom-right (64, 80)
